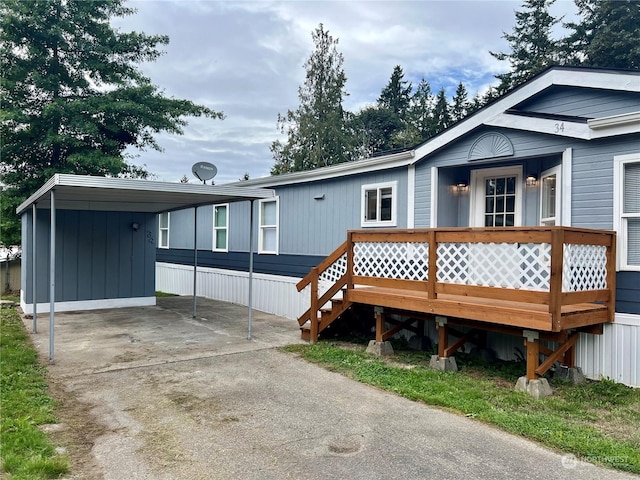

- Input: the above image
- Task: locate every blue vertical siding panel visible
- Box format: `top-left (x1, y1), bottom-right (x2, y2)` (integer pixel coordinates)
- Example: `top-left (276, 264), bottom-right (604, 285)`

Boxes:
top-left (196, 206), bottom-right (213, 250)
top-left (117, 213), bottom-right (133, 297)
top-left (91, 212), bottom-right (107, 298)
top-left (104, 211), bottom-right (121, 299)
top-left (144, 214), bottom-right (157, 295)
top-left (229, 201), bottom-right (250, 251)
top-left (414, 166), bottom-right (431, 227)
top-left (76, 211), bottom-right (93, 300)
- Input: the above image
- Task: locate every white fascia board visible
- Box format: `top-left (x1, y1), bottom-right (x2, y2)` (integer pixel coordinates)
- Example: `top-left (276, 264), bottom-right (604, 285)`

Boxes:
top-left (16, 174), bottom-right (61, 214)
top-left (484, 113), bottom-right (591, 139)
top-left (589, 111), bottom-right (640, 129)
top-left (227, 150), bottom-right (415, 188)
top-left (411, 68), bottom-right (640, 163)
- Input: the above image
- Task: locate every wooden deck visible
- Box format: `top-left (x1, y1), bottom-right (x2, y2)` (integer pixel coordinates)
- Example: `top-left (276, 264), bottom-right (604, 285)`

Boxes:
top-left (297, 227), bottom-right (616, 380)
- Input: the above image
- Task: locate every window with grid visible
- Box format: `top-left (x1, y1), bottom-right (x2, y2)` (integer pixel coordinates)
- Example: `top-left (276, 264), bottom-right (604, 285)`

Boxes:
top-left (483, 176), bottom-right (517, 227)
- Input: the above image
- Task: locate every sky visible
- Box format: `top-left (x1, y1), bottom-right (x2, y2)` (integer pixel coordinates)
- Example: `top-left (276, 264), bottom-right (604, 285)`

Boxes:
top-left (114, 0), bottom-right (578, 185)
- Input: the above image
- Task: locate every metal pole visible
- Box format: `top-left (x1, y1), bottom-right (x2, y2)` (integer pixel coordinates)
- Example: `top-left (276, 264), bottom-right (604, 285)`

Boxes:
top-left (49, 190), bottom-right (55, 364)
top-left (32, 203), bottom-right (37, 333)
top-left (248, 200), bottom-right (254, 340)
top-left (193, 206), bottom-right (198, 318)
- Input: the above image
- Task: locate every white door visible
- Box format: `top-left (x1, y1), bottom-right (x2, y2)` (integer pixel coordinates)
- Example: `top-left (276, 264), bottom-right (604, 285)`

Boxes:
top-left (470, 166), bottom-right (523, 227)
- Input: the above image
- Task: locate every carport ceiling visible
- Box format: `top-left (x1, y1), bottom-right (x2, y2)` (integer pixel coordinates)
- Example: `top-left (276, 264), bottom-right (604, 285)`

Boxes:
top-left (17, 174), bottom-right (275, 214)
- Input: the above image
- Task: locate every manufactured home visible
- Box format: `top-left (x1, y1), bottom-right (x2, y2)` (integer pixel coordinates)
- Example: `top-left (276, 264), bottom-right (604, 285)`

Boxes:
top-left (157, 66), bottom-right (640, 387)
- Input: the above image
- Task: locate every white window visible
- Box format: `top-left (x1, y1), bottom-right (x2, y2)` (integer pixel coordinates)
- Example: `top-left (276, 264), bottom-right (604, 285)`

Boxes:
top-left (614, 153), bottom-right (640, 271)
top-left (213, 204), bottom-right (228, 252)
top-left (470, 166), bottom-right (523, 227)
top-left (540, 166), bottom-right (561, 226)
top-left (158, 212), bottom-right (170, 249)
top-left (361, 181), bottom-right (397, 227)
top-left (259, 198), bottom-right (279, 254)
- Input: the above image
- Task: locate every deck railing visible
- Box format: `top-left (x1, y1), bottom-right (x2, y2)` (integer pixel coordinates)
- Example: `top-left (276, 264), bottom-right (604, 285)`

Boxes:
top-left (298, 227), bottom-right (616, 334)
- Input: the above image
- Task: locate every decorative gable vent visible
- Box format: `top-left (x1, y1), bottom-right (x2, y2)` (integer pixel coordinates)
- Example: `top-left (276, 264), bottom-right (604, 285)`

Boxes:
top-left (468, 132), bottom-right (514, 161)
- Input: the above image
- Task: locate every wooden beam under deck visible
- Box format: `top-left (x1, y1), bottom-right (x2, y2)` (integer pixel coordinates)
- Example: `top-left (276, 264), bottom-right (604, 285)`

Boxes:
top-left (346, 287), bottom-right (609, 333)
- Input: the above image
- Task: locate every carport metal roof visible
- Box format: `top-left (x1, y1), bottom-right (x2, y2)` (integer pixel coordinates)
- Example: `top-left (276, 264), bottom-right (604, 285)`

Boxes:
top-left (18, 174), bottom-right (276, 363)
top-left (17, 173), bottom-right (275, 214)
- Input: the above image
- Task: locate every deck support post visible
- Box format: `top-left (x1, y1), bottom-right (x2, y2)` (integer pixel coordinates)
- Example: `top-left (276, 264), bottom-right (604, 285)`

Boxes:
top-left (524, 330), bottom-right (539, 381)
top-left (310, 267), bottom-right (319, 343)
top-left (436, 316), bottom-right (448, 358)
top-left (366, 307), bottom-right (394, 356)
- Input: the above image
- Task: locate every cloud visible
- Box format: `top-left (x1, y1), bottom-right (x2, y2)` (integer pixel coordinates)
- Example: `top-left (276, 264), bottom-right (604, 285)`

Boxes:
top-left (116, 0), bottom-right (578, 184)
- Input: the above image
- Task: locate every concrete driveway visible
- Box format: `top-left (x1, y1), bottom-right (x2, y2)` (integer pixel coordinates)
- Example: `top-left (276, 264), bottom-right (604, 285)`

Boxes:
top-left (27, 297), bottom-right (635, 480)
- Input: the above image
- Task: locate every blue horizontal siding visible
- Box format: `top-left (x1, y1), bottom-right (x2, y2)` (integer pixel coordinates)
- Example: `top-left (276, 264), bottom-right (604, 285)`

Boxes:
top-left (157, 248), bottom-right (324, 278)
top-left (616, 271), bottom-right (640, 315)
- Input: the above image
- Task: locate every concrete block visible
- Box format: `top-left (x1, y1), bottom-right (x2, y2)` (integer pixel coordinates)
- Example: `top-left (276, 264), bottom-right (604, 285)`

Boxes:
top-left (515, 377), bottom-right (553, 399)
top-left (365, 340), bottom-right (394, 357)
top-left (554, 366), bottom-right (586, 384)
top-left (429, 355), bottom-right (458, 372)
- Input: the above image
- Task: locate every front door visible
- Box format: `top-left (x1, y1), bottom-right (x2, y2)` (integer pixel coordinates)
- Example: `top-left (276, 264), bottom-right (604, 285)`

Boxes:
top-left (470, 166), bottom-right (523, 227)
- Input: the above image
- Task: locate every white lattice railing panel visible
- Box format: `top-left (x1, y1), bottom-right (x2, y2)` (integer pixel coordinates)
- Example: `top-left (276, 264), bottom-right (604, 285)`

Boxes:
top-left (437, 242), bottom-right (551, 291)
top-left (562, 244), bottom-right (607, 292)
top-left (353, 242), bottom-right (429, 281)
top-left (317, 253), bottom-right (348, 298)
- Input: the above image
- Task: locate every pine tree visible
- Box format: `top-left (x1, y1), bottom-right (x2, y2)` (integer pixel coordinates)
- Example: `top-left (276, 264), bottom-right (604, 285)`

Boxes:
top-left (451, 82), bottom-right (470, 122)
top-left (0, 0), bottom-right (222, 246)
top-left (378, 65), bottom-right (412, 118)
top-left (490, 0), bottom-right (560, 93)
top-left (270, 24), bottom-right (351, 174)
top-left (432, 88), bottom-right (452, 135)
top-left (564, 0), bottom-right (640, 70)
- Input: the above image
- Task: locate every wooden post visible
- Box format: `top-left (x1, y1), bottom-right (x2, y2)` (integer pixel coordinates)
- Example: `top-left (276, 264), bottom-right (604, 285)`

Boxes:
top-left (549, 228), bottom-right (564, 332)
top-left (524, 330), bottom-right (540, 381)
top-left (564, 343), bottom-right (576, 368)
top-left (606, 232), bottom-right (617, 322)
top-left (346, 231), bottom-right (354, 291)
top-left (436, 316), bottom-right (448, 358)
top-left (374, 307), bottom-right (384, 343)
top-left (427, 229), bottom-right (437, 299)
top-left (310, 267), bottom-right (319, 343)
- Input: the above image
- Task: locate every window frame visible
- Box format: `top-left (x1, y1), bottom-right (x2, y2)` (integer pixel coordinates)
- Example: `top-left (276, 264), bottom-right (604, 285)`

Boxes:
top-left (539, 165), bottom-right (561, 226)
top-left (360, 181), bottom-right (398, 228)
top-left (614, 153), bottom-right (640, 271)
top-left (470, 166), bottom-right (523, 227)
top-left (158, 212), bottom-right (170, 249)
top-left (258, 197), bottom-right (279, 255)
top-left (212, 204), bottom-right (229, 252)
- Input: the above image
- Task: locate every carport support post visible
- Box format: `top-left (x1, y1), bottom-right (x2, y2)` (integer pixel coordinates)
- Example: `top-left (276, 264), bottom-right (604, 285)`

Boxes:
top-left (247, 199), bottom-right (254, 340)
top-left (193, 206), bottom-right (198, 319)
top-left (49, 190), bottom-right (56, 364)
top-left (32, 203), bottom-right (37, 333)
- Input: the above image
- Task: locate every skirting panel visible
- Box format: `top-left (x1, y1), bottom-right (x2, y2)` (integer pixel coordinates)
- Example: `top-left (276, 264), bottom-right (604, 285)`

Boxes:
top-left (20, 292), bottom-right (156, 314)
top-left (156, 262), bottom-right (309, 320)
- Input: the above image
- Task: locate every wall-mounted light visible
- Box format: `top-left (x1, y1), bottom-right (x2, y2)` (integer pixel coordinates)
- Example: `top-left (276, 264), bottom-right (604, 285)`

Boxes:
top-left (526, 174), bottom-right (538, 187)
top-left (132, 222), bottom-right (140, 231)
top-left (313, 194), bottom-right (325, 200)
top-left (454, 182), bottom-right (468, 193)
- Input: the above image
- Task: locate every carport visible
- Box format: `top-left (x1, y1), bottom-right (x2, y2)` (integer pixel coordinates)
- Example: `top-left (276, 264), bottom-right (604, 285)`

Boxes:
top-left (17, 173), bottom-right (275, 363)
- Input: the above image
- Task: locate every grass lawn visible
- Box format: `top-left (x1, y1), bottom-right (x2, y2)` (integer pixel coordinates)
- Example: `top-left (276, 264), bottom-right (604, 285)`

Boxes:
top-left (283, 340), bottom-right (640, 474)
top-left (0, 306), bottom-right (68, 479)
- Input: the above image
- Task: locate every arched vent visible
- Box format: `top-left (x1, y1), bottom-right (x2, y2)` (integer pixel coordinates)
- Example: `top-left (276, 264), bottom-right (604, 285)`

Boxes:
top-left (468, 133), bottom-right (514, 161)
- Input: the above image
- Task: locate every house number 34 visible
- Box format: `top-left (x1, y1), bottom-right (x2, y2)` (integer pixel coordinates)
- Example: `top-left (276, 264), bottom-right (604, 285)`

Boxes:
top-left (554, 122), bottom-right (565, 133)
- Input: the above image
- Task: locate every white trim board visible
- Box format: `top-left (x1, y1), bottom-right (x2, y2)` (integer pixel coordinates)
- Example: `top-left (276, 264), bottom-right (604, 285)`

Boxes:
top-left (20, 293), bottom-right (156, 315)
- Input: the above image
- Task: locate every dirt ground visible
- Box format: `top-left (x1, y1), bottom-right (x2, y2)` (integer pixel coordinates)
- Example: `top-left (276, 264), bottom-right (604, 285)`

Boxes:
top-left (27, 297), bottom-right (637, 480)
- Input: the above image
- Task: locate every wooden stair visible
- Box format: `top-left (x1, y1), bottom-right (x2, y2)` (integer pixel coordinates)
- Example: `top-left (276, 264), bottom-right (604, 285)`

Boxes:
top-left (300, 293), bottom-right (351, 341)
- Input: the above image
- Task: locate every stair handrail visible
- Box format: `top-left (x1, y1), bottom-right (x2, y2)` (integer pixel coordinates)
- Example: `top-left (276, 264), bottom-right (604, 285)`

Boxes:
top-left (296, 241), bottom-right (349, 327)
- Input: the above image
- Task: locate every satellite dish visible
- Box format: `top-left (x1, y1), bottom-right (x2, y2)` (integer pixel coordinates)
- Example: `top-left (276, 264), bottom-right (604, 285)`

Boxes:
top-left (192, 162), bottom-right (217, 182)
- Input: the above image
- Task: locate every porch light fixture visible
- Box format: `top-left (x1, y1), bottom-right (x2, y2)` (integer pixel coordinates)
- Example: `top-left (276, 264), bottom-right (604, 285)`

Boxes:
top-left (131, 222), bottom-right (140, 231)
top-left (526, 174), bottom-right (538, 187)
top-left (454, 182), bottom-right (468, 193)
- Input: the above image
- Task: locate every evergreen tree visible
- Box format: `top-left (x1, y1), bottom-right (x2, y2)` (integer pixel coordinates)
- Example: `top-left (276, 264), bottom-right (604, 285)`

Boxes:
top-left (564, 0), bottom-right (640, 70)
top-left (432, 88), bottom-right (452, 135)
top-left (490, 0), bottom-right (560, 93)
top-left (377, 65), bottom-right (412, 118)
top-left (270, 24), bottom-right (351, 174)
top-left (407, 78), bottom-right (435, 143)
top-left (451, 82), bottom-right (470, 122)
top-left (349, 106), bottom-right (401, 158)
top-left (0, 0), bottom-right (222, 246)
